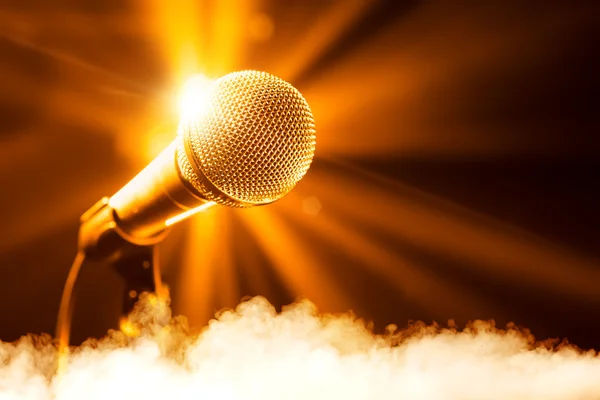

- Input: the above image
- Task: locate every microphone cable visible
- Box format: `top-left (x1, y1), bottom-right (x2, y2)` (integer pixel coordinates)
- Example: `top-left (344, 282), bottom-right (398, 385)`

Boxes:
top-left (55, 250), bottom-right (86, 374)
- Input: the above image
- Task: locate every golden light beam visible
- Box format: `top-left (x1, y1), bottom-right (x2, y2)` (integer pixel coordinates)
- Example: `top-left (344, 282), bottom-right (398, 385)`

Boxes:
top-left (0, 27), bottom-right (146, 94)
top-left (211, 212), bottom-right (240, 311)
top-left (303, 163), bottom-right (600, 304)
top-left (0, 172), bottom-right (126, 251)
top-left (271, 0), bottom-right (376, 83)
top-left (0, 34), bottom-right (147, 132)
top-left (0, 28), bottom-right (153, 157)
top-left (128, 0), bottom-right (220, 163)
top-left (0, 9), bottom-right (147, 42)
top-left (139, 0), bottom-right (208, 85)
top-left (276, 195), bottom-right (503, 322)
top-left (301, 2), bottom-right (583, 159)
top-left (236, 207), bottom-right (353, 313)
top-left (230, 225), bottom-right (274, 298)
top-left (207, 0), bottom-right (259, 76)
top-left (174, 207), bottom-right (221, 326)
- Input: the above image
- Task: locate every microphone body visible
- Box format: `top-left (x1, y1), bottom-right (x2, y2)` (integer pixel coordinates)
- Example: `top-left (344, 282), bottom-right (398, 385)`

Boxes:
top-left (108, 139), bottom-right (208, 239)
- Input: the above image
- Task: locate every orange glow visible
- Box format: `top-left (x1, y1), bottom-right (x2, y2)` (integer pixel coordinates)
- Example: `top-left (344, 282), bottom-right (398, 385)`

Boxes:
top-left (165, 201), bottom-right (215, 227)
top-left (1, 3), bottom-right (597, 397)
top-left (119, 317), bottom-right (140, 337)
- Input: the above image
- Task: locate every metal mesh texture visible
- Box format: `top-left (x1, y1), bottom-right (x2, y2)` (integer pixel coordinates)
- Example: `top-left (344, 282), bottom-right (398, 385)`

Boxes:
top-left (176, 70), bottom-right (316, 207)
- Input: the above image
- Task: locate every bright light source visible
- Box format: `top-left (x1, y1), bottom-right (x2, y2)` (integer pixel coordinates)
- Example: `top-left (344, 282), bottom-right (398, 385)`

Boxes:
top-left (178, 74), bottom-right (211, 121)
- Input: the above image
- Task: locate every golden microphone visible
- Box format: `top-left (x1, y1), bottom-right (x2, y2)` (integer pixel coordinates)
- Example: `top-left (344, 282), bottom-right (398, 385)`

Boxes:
top-left (78, 70), bottom-right (316, 260)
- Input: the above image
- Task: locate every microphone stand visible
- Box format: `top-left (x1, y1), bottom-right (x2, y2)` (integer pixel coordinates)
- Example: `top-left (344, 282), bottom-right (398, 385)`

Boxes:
top-left (57, 197), bottom-right (170, 361)
top-left (78, 196), bottom-right (170, 313)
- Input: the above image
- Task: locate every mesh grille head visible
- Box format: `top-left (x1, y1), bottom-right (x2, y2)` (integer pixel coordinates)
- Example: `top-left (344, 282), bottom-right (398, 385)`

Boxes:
top-left (177, 70), bottom-right (316, 207)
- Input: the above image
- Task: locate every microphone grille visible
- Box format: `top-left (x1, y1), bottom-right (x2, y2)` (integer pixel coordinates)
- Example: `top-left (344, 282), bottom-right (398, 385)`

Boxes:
top-left (177, 71), bottom-right (316, 207)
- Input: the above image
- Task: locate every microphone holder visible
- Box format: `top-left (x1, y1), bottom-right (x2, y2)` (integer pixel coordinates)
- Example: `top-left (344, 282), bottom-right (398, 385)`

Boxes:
top-left (111, 243), bottom-right (161, 317)
top-left (78, 197), bottom-right (170, 317)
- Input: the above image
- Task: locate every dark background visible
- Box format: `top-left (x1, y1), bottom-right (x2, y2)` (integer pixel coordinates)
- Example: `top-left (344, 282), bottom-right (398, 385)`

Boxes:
top-left (1, 0), bottom-right (599, 348)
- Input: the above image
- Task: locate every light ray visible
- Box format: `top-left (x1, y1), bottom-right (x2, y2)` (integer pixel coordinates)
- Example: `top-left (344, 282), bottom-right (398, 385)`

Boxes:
top-left (211, 212), bottom-right (240, 310)
top-left (276, 196), bottom-right (502, 321)
top-left (229, 221), bottom-right (275, 298)
top-left (140, 0), bottom-right (208, 85)
top-left (175, 207), bottom-right (221, 326)
top-left (0, 9), bottom-right (147, 37)
top-left (300, 163), bottom-right (600, 304)
top-left (207, 0), bottom-right (258, 76)
top-left (0, 29), bottom-right (146, 93)
top-left (236, 207), bottom-right (353, 313)
top-left (301, 2), bottom-right (586, 158)
top-left (272, 0), bottom-right (376, 82)
top-left (0, 172), bottom-right (125, 251)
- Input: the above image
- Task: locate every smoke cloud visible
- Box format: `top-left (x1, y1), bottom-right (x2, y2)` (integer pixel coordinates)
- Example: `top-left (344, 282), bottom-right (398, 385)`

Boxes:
top-left (1, 294), bottom-right (599, 399)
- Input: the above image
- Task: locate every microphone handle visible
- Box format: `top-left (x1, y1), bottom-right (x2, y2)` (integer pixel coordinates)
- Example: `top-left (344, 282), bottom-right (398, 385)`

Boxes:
top-left (108, 139), bottom-right (209, 240)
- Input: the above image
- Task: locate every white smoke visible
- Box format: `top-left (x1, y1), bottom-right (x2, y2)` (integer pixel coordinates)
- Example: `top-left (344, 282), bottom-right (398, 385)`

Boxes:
top-left (1, 294), bottom-right (599, 400)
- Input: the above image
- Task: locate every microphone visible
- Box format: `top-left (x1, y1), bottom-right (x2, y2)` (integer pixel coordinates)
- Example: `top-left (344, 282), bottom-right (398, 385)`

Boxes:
top-left (78, 70), bottom-right (316, 260)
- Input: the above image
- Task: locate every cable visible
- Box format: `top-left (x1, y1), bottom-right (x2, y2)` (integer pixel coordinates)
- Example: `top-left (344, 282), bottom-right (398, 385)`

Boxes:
top-left (55, 250), bottom-right (86, 373)
top-left (152, 246), bottom-right (169, 300)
